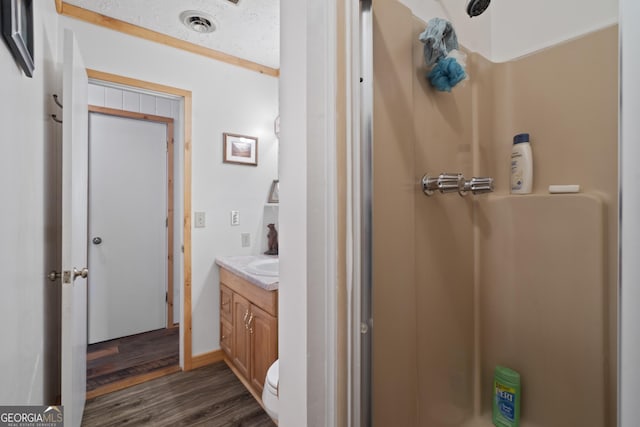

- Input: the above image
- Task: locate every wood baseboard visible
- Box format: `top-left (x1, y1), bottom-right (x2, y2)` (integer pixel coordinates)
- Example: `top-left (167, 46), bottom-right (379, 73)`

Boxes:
top-left (191, 350), bottom-right (225, 369)
top-left (86, 365), bottom-right (181, 400)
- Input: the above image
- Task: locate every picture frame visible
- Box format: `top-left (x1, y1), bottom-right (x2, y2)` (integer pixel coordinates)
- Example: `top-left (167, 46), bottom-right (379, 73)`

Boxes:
top-left (223, 133), bottom-right (258, 166)
top-left (268, 180), bottom-right (279, 204)
top-left (1, 0), bottom-right (34, 78)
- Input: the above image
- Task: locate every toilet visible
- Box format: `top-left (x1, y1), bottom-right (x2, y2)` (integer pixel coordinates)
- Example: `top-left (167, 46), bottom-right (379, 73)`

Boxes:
top-left (262, 359), bottom-right (279, 422)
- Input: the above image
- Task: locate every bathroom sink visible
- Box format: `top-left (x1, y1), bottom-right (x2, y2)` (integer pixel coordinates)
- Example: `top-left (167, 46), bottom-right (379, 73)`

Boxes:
top-left (246, 258), bottom-right (279, 277)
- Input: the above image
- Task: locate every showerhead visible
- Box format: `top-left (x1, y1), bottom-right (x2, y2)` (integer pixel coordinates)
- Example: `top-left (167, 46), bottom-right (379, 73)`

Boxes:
top-left (466, 0), bottom-right (491, 17)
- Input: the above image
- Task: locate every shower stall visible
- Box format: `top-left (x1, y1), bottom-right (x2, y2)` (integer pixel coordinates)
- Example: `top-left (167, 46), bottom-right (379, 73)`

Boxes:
top-left (354, 0), bottom-right (619, 425)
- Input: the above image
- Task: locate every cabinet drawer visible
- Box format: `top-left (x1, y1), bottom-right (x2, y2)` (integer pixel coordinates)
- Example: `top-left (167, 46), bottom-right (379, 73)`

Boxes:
top-left (220, 284), bottom-right (233, 323)
top-left (220, 268), bottom-right (277, 316)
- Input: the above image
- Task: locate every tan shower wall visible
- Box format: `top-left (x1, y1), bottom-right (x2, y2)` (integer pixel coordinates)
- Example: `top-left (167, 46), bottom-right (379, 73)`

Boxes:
top-left (411, 15), bottom-right (477, 427)
top-left (372, 0), bottom-right (617, 425)
top-left (478, 194), bottom-right (606, 427)
top-left (372, 0), bottom-right (418, 425)
top-left (476, 26), bottom-right (618, 427)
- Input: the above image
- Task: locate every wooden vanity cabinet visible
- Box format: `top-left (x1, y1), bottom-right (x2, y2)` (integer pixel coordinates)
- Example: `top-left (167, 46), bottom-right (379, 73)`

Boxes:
top-left (219, 268), bottom-right (278, 397)
top-left (248, 303), bottom-right (277, 394)
top-left (231, 292), bottom-right (251, 379)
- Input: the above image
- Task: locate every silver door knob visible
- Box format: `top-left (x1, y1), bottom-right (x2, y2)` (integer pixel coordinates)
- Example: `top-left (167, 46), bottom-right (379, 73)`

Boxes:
top-left (92, 237), bottom-right (102, 245)
top-left (73, 267), bottom-right (89, 279)
top-left (48, 271), bottom-right (61, 282)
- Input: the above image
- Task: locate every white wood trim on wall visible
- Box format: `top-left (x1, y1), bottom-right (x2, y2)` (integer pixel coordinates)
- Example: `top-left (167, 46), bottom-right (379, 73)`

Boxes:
top-left (279, 0), bottom-right (340, 425)
top-left (619, 1), bottom-right (640, 425)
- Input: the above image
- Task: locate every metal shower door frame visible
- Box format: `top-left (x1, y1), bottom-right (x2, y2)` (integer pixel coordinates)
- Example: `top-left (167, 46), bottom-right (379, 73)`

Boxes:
top-left (352, 0), bottom-right (373, 425)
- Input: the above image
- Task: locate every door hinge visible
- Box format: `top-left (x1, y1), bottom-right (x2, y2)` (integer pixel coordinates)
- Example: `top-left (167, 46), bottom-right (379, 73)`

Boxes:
top-left (165, 292), bottom-right (168, 303)
top-left (166, 217), bottom-right (168, 228)
top-left (181, 245), bottom-right (184, 253)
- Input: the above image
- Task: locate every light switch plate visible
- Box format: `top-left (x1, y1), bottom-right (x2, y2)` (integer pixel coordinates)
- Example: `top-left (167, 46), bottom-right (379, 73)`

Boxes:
top-left (194, 211), bottom-right (206, 228)
top-left (231, 210), bottom-right (240, 226)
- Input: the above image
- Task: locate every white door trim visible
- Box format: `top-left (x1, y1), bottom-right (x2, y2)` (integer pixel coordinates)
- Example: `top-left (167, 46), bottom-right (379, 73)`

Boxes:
top-left (280, 0), bottom-right (343, 425)
top-left (619, 1), bottom-right (640, 425)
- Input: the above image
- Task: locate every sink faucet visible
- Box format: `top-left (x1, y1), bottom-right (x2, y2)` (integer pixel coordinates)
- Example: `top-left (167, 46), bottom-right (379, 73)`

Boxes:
top-left (264, 223), bottom-right (278, 255)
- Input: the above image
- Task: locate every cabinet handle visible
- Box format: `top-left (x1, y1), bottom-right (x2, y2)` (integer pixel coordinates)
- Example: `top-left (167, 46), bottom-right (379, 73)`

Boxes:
top-left (222, 300), bottom-right (230, 307)
top-left (243, 309), bottom-right (249, 324)
top-left (247, 313), bottom-right (254, 332)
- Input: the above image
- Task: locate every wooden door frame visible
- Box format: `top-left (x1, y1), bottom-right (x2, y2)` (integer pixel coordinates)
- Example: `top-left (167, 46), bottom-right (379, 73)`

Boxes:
top-left (88, 105), bottom-right (175, 328)
top-left (86, 69), bottom-right (195, 371)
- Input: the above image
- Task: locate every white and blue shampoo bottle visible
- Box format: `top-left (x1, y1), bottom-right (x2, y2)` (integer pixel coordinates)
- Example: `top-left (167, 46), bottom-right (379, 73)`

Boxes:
top-left (511, 133), bottom-right (532, 194)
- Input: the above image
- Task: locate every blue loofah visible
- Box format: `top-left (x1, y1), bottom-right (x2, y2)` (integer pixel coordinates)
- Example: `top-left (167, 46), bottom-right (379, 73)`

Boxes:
top-left (427, 57), bottom-right (467, 92)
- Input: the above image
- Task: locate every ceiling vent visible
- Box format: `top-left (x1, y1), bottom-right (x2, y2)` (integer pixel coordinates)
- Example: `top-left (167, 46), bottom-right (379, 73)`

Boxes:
top-left (179, 11), bottom-right (217, 34)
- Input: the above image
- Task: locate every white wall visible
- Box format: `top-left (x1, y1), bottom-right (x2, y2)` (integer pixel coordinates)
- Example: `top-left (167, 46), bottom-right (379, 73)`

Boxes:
top-left (490, 0), bottom-right (618, 62)
top-left (396, 0), bottom-right (492, 57)
top-left (57, 16), bottom-right (279, 356)
top-left (0, 1), bottom-right (60, 404)
top-left (397, 0), bottom-right (617, 62)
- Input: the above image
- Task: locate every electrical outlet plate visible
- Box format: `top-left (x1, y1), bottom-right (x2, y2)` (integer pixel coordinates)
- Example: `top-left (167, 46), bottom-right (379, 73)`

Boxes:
top-left (241, 233), bottom-right (250, 247)
top-left (194, 211), bottom-right (206, 228)
top-left (231, 210), bottom-right (240, 226)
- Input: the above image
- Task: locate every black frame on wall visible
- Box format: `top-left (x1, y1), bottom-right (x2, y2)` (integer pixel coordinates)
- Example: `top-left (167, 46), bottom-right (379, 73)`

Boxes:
top-left (1, 0), bottom-right (34, 77)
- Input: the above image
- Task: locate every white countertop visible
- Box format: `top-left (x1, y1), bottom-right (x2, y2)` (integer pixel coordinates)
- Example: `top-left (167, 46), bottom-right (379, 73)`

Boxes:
top-left (215, 255), bottom-right (279, 291)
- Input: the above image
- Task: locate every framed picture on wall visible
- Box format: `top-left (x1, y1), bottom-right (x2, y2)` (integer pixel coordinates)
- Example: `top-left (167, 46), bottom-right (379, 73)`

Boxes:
top-left (1, 0), bottom-right (34, 78)
top-left (223, 133), bottom-right (258, 166)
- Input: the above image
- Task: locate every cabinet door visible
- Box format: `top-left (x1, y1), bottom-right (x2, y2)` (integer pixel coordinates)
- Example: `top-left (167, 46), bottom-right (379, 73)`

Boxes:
top-left (249, 304), bottom-right (278, 395)
top-left (232, 293), bottom-right (251, 379)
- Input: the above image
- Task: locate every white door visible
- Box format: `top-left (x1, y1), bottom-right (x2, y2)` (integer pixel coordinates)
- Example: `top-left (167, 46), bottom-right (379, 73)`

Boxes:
top-left (88, 113), bottom-right (168, 344)
top-left (61, 30), bottom-right (88, 427)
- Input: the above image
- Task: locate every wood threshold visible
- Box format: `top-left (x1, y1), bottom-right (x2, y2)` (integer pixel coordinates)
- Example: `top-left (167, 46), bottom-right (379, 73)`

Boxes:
top-left (191, 350), bottom-right (225, 370)
top-left (86, 346), bottom-right (119, 362)
top-left (86, 69), bottom-right (194, 372)
top-left (223, 357), bottom-right (267, 413)
top-left (86, 365), bottom-right (181, 400)
top-left (58, 2), bottom-right (279, 77)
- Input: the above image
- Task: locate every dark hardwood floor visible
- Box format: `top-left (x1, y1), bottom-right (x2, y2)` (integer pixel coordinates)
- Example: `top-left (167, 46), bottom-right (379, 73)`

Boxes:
top-left (87, 327), bottom-right (179, 396)
top-left (82, 361), bottom-right (275, 427)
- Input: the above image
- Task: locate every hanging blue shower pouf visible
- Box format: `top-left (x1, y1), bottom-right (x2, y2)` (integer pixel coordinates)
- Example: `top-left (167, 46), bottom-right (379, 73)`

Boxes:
top-left (419, 18), bottom-right (468, 92)
top-left (427, 56), bottom-right (467, 92)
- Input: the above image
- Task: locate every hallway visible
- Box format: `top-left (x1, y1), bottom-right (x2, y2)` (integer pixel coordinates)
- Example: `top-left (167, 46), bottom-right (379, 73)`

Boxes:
top-left (87, 328), bottom-right (180, 398)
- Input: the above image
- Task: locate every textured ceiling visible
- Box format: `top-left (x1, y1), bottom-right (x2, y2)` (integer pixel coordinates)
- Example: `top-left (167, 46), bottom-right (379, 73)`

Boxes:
top-left (65, 0), bottom-right (280, 69)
